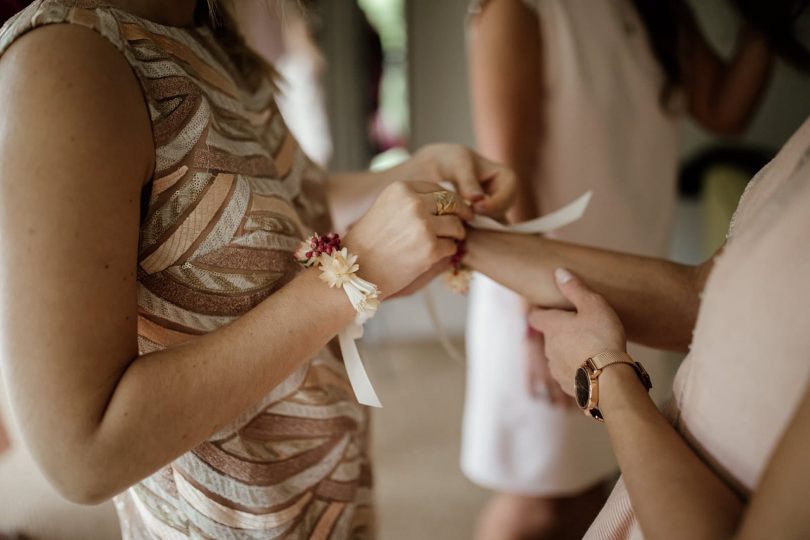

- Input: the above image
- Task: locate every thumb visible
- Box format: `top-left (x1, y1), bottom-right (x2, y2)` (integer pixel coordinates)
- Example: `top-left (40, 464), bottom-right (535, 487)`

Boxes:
top-left (473, 158), bottom-right (517, 216)
top-left (554, 267), bottom-right (596, 311)
top-left (451, 156), bottom-right (487, 205)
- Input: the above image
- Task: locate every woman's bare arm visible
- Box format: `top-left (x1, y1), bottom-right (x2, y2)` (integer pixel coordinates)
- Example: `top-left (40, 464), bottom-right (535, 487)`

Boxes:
top-left (0, 25), bottom-right (465, 504)
top-left (466, 230), bottom-right (715, 351)
top-left (733, 382), bottom-right (810, 539)
top-left (533, 268), bottom-right (810, 540)
top-left (598, 366), bottom-right (744, 540)
top-left (684, 11), bottom-right (773, 135)
top-left (604, 373), bottom-right (810, 540)
top-left (467, 0), bottom-right (544, 223)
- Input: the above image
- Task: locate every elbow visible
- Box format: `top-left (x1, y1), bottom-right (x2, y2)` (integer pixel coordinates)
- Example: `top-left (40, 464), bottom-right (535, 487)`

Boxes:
top-left (49, 468), bottom-right (118, 506)
top-left (60, 483), bottom-right (117, 507)
top-left (39, 449), bottom-right (122, 505)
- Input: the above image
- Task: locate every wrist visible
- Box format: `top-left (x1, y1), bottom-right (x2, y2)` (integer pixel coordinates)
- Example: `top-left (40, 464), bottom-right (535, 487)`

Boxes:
top-left (597, 362), bottom-right (652, 420)
top-left (464, 230), bottom-right (501, 270)
top-left (295, 233), bottom-right (382, 319)
top-left (341, 232), bottom-right (382, 293)
top-left (386, 153), bottom-right (420, 185)
top-left (297, 266), bottom-right (358, 320)
top-left (465, 230), bottom-right (551, 270)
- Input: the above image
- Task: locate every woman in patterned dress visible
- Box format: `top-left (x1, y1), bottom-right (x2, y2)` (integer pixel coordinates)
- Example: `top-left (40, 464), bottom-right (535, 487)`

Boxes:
top-left (0, 1), bottom-right (515, 538)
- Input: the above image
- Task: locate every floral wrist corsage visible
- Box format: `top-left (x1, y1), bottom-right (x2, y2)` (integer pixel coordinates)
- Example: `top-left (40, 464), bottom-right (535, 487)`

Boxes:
top-left (295, 233), bottom-right (380, 324)
top-left (444, 239), bottom-right (472, 294)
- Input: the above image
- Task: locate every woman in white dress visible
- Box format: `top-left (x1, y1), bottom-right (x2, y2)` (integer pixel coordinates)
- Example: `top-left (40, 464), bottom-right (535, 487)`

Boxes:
top-left (464, 1), bottom-right (773, 537)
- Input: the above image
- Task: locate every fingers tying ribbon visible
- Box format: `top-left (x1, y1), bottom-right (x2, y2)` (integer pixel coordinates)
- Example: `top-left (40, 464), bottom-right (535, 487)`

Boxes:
top-left (426, 189), bottom-right (594, 365)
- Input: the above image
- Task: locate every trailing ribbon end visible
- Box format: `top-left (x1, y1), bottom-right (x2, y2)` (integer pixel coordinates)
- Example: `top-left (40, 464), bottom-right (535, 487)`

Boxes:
top-left (338, 326), bottom-right (382, 408)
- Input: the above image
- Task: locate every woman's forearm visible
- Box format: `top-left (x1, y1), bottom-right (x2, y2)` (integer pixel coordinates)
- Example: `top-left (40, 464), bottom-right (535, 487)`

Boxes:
top-left (467, 0), bottom-right (544, 224)
top-left (42, 268), bottom-right (356, 503)
top-left (599, 366), bottom-right (743, 540)
top-left (465, 231), bottom-right (703, 351)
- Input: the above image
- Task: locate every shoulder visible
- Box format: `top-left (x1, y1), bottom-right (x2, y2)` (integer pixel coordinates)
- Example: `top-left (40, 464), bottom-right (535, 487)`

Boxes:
top-left (0, 16), bottom-right (153, 187)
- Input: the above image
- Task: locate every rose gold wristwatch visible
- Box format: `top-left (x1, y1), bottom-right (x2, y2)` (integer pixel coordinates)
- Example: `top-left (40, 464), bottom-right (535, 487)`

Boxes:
top-left (575, 350), bottom-right (652, 422)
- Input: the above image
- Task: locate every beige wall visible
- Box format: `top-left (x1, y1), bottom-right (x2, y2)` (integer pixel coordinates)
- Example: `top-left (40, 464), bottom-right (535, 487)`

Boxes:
top-left (407, 0), bottom-right (476, 150)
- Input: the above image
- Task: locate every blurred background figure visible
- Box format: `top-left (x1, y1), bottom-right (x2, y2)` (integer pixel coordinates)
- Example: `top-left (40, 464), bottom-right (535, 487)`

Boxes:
top-left (462, 0), bottom-right (772, 538)
top-left (234, 0), bottom-right (334, 168)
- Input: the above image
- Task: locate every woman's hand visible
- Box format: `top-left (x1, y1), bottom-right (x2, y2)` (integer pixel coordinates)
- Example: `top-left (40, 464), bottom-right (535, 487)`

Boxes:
top-left (344, 181), bottom-right (471, 298)
top-left (407, 143), bottom-right (517, 217)
top-left (528, 268), bottom-right (626, 396)
top-left (387, 259), bottom-right (452, 299)
top-left (327, 144), bottom-right (515, 235)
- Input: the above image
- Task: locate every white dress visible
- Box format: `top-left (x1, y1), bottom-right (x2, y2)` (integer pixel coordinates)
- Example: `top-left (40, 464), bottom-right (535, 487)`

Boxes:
top-left (462, 0), bottom-right (682, 495)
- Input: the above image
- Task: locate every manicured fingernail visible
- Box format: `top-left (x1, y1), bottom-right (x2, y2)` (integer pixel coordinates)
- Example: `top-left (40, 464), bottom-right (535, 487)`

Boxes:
top-left (470, 192), bottom-right (485, 202)
top-left (555, 267), bottom-right (573, 284)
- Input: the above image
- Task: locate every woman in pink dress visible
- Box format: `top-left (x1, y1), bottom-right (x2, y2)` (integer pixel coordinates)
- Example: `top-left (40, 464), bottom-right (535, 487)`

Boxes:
top-left (464, 1), bottom-right (773, 537)
top-left (463, 1), bottom-right (810, 535)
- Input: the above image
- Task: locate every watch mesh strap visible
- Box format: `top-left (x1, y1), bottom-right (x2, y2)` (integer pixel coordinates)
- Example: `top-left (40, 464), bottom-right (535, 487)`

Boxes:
top-left (590, 350), bottom-right (634, 371)
top-left (590, 350), bottom-right (653, 393)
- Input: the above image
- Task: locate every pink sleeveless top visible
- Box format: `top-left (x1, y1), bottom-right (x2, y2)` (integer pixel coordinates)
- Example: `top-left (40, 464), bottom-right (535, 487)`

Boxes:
top-left (0, 1), bottom-right (374, 538)
top-left (585, 117), bottom-right (810, 539)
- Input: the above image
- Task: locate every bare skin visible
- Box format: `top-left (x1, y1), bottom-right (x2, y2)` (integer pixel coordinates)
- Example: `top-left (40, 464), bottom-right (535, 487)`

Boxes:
top-left (0, 1), bottom-right (516, 505)
top-left (465, 232), bottom-right (710, 352)
top-left (522, 268), bottom-right (810, 540)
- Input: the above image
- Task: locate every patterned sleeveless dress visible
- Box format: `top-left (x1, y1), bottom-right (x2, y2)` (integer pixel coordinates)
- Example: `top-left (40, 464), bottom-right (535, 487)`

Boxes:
top-left (0, 1), bottom-right (374, 538)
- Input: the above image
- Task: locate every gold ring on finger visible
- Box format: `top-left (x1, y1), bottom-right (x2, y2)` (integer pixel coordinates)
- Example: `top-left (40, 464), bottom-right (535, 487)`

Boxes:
top-left (432, 191), bottom-right (458, 216)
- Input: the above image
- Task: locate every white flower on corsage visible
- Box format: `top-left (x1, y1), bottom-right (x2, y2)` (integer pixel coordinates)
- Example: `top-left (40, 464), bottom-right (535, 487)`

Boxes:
top-left (318, 248), bottom-right (381, 321)
top-left (318, 248), bottom-right (360, 288)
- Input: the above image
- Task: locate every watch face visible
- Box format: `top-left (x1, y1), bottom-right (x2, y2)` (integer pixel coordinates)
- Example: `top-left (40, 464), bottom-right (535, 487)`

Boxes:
top-left (575, 367), bottom-right (591, 409)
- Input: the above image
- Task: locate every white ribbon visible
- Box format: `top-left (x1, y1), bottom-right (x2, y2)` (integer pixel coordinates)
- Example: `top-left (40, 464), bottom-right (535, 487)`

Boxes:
top-left (337, 191), bottom-right (593, 408)
top-left (338, 323), bottom-right (382, 408)
top-left (469, 191), bottom-right (592, 234)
